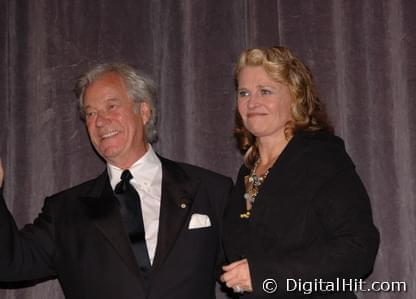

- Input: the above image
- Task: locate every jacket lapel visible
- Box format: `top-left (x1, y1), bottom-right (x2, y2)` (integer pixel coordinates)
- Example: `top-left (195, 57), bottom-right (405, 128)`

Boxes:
top-left (247, 133), bottom-right (308, 219)
top-left (152, 157), bottom-right (199, 269)
top-left (81, 171), bottom-right (141, 276)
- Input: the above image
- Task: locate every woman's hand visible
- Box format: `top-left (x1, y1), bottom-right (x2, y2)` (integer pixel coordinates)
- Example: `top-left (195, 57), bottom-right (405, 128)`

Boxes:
top-left (220, 259), bottom-right (253, 293)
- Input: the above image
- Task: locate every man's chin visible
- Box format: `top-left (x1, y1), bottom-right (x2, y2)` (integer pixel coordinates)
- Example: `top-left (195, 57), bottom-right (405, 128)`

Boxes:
top-left (98, 147), bottom-right (122, 162)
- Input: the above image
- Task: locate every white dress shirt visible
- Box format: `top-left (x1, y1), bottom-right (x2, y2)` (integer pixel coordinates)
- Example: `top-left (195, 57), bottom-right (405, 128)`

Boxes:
top-left (107, 145), bottom-right (162, 265)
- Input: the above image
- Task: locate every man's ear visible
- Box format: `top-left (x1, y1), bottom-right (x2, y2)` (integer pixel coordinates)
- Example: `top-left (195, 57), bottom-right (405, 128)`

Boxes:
top-left (139, 101), bottom-right (151, 125)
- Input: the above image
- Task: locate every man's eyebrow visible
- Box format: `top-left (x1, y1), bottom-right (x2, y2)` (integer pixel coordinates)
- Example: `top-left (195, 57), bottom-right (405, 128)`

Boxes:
top-left (84, 97), bottom-right (120, 109)
top-left (106, 97), bottom-right (120, 102)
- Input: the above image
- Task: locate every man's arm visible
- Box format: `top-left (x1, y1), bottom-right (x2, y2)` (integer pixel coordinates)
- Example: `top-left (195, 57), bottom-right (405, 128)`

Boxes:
top-left (0, 158), bottom-right (56, 281)
top-left (212, 176), bottom-right (233, 278)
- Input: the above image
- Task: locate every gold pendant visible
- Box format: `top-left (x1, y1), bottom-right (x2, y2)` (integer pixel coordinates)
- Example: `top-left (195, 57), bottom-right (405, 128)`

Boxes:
top-left (240, 210), bottom-right (251, 219)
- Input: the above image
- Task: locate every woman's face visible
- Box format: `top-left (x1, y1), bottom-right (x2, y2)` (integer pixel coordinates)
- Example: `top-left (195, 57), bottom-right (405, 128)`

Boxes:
top-left (237, 66), bottom-right (293, 141)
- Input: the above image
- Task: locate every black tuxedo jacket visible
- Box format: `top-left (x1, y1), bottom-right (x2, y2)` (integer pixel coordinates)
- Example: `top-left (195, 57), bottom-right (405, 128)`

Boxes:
top-left (0, 156), bottom-right (232, 299)
top-left (223, 131), bottom-right (380, 298)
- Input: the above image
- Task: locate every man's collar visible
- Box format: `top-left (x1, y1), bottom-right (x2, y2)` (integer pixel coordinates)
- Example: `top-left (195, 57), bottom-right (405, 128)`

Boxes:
top-left (107, 144), bottom-right (161, 189)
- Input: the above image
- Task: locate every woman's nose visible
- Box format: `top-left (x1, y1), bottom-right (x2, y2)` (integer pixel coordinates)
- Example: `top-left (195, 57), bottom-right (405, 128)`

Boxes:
top-left (247, 92), bottom-right (261, 108)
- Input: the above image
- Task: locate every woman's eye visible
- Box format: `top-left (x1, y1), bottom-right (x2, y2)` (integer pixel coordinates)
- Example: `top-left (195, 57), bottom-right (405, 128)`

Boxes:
top-left (238, 90), bottom-right (250, 97)
top-left (261, 89), bottom-right (272, 95)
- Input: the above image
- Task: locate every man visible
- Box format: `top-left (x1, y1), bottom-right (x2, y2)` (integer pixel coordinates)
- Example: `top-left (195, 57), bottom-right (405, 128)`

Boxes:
top-left (0, 64), bottom-right (233, 299)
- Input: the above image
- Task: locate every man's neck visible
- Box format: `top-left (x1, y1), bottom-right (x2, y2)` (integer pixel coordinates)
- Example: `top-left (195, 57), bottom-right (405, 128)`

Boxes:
top-left (109, 144), bottom-right (149, 170)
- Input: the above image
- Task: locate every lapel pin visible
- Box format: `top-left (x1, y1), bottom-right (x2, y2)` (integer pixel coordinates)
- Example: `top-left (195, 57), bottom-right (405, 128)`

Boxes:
top-left (180, 203), bottom-right (187, 209)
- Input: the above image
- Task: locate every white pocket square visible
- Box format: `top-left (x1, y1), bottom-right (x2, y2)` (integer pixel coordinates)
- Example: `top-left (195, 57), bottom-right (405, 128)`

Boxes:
top-left (188, 213), bottom-right (211, 229)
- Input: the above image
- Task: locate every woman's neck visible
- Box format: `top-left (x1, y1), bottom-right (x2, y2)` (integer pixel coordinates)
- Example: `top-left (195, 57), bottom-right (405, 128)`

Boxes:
top-left (256, 134), bottom-right (289, 175)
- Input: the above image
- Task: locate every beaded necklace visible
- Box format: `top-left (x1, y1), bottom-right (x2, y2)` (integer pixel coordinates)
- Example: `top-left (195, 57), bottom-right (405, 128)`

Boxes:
top-left (240, 159), bottom-right (270, 219)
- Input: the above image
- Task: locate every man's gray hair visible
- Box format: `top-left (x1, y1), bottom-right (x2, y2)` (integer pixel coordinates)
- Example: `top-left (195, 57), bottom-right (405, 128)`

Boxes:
top-left (74, 63), bottom-right (158, 144)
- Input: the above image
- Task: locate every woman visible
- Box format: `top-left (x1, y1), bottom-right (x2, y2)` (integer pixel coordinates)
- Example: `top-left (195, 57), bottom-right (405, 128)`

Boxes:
top-left (221, 47), bottom-right (379, 298)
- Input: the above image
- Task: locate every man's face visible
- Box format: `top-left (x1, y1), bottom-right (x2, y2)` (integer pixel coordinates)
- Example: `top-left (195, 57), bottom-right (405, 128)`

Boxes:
top-left (83, 72), bottom-right (150, 168)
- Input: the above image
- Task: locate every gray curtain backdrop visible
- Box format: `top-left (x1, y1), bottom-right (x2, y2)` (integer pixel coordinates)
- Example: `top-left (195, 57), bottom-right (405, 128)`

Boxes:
top-left (1, 0), bottom-right (414, 298)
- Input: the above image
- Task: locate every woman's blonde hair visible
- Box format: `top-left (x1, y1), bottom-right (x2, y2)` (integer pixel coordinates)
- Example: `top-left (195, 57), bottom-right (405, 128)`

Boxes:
top-left (234, 46), bottom-right (332, 167)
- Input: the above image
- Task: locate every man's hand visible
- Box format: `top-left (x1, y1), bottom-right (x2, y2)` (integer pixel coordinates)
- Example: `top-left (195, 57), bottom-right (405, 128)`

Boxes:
top-left (0, 159), bottom-right (4, 188)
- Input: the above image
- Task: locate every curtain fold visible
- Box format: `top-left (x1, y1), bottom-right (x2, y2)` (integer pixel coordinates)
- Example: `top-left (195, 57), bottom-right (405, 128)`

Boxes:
top-left (1, 1), bottom-right (414, 298)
